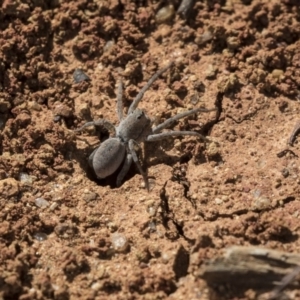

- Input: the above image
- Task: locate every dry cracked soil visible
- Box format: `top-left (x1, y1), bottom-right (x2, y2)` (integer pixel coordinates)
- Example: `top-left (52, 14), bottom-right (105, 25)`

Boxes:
top-left (1, 0), bottom-right (300, 299)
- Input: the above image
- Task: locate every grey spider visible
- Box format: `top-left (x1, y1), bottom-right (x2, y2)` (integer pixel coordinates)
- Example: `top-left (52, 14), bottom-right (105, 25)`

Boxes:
top-left (76, 62), bottom-right (215, 190)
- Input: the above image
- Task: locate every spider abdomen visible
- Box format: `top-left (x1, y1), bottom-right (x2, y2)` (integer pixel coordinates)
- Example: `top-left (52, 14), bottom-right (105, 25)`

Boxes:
top-left (91, 138), bottom-right (126, 179)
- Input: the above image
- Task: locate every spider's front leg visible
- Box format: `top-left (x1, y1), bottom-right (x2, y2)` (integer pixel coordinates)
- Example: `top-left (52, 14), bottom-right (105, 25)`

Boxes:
top-left (128, 139), bottom-right (149, 191)
top-left (152, 107), bottom-right (216, 134)
top-left (116, 152), bottom-right (133, 187)
top-left (147, 107), bottom-right (216, 142)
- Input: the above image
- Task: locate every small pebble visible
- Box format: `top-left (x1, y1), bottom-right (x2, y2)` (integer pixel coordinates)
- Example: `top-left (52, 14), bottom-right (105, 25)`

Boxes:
top-left (206, 141), bottom-right (220, 158)
top-left (111, 232), bottom-right (129, 252)
top-left (73, 69), bottom-right (90, 83)
top-left (281, 168), bottom-right (289, 178)
top-left (28, 101), bottom-right (42, 111)
top-left (53, 103), bottom-right (72, 118)
top-left (252, 197), bottom-right (271, 210)
top-left (195, 30), bottom-right (213, 45)
top-left (49, 202), bottom-right (58, 211)
top-left (91, 282), bottom-right (101, 291)
top-left (54, 223), bottom-right (78, 238)
top-left (226, 36), bottom-right (240, 50)
top-left (205, 64), bottom-right (218, 79)
top-left (107, 222), bottom-right (118, 232)
top-left (148, 221), bottom-right (156, 232)
top-left (53, 115), bottom-right (61, 122)
top-left (156, 5), bottom-right (175, 24)
top-left (103, 40), bottom-right (115, 52)
top-left (272, 69), bottom-right (284, 79)
top-left (35, 197), bottom-right (50, 208)
top-left (214, 198), bottom-right (223, 205)
top-left (19, 172), bottom-right (33, 185)
top-left (161, 252), bottom-right (170, 264)
top-left (252, 189), bottom-right (261, 198)
top-left (33, 232), bottom-right (48, 241)
top-left (147, 206), bottom-right (156, 216)
top-left (82, 190), bottom-right (97, 202)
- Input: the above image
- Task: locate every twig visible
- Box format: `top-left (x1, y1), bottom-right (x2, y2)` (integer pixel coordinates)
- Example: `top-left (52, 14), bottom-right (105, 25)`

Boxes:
top-left (268, 265), bottom-right (300, 299)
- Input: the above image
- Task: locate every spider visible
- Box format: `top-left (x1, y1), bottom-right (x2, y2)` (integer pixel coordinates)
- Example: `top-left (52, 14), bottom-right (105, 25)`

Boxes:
top-left (75, 62), bottom-right (215, 190)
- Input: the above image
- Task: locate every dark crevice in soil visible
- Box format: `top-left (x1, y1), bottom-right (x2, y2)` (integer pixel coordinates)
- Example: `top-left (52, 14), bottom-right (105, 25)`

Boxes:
top-left (199, 196), bottom-right (297, 222)
top-left (172, 245), bottom-right (190, 280)
top-left (159, 181), bottom-right (170, 215)
top-left (159, 180), bottom-right (195, 243)
top-left (171, 163), bottom-right (197, 208)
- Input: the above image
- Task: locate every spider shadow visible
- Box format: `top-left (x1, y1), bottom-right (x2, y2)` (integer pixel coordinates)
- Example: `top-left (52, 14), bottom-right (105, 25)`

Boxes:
top-left (143, 139), bottom-right (182, 168)
top-left (84, 157), bottom-right (139, 189)
top-left (142, 137), bottom-right (213, 172)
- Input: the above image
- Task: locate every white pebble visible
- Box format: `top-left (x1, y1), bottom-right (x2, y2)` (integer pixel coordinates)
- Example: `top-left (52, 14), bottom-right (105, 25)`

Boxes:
top-left (103, 40), bottom-right (115, 52)
top-left (19, 172), bottom-right (33, 185)
top-left (91, 282), bottom-right (101, 291)
top-left (49, 202), bottom-right (58, 211)
top-left (111, 233), bottom-right (129, 252)
top-left (148, 221), bottom-right (156, 232)
top-left (35, 197), bottom-right (50, 208)
top-left (161, 252), bottom-right (170, 264)
top-left (147, 206), bottom-right (156, 216)
top-left (214, 198), bottom-right (223, 205)
top-left (156, 5), bottom-right (175, 24)
top-left (33, 232), bottom-right (47, 241)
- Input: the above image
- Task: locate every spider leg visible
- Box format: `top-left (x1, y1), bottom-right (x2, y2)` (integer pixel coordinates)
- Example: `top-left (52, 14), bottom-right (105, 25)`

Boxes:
top-left (128, 61), bottom-right (174, 114)
top-left (153, 107), bottom-right (216, 134)
top-left (75, 119), bottom-right (116, 135)
top-left (128, 140), bottom-right (149, 190)
top-left (116, 152), bottom-right (133, 187)
top-left (117, 78), bottom-right (124, 121)
top-left (146, 131), bottom-right (209, 142)
top-left (75, 121), bottom-right (95, 132)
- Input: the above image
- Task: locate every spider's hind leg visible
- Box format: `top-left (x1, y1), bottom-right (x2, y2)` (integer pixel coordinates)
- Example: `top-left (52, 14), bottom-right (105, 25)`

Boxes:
top-left (128, 61), bottom-right (174, 114)
top-left (75, 119), bottom-right (116, 135)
